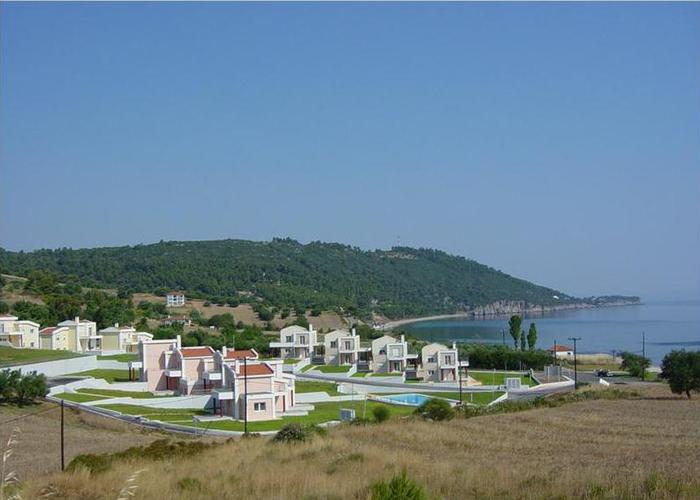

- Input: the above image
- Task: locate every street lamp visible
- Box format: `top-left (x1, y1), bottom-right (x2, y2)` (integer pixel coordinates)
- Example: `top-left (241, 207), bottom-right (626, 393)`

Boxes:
top-left (568, 337), bottom-right (581, 389)
top-left (243, 356), bottom-right (249, 435)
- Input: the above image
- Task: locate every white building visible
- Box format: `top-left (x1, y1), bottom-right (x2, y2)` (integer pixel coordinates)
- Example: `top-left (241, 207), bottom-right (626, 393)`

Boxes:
top-left (99, 323), bottom-right (153, 352)
top-left (547, 344), bottom-right (574, 358)
top-left (57, 316), bottom-right (101, 352)
top-left (166, 291), bottom-right (186, 308)
top-left (420, 342), bottom-right (460, 382)
top-left (0, 315), bottom-right (40, 348)
top-left (371, 334), bottom-right (418, 375)
top-left (323, 328), bottom-right (371, 366)
top-left (269, 324), bottom-right (319, 359)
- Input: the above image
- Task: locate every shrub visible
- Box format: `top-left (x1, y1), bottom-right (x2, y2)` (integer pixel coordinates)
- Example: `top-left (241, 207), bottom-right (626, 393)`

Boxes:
top-left (660, 350), bottom-right (700, 399)
top-left (372, 405), bottom-right (391, 423)
top-left (67, 453), bottom-right (112, 474)
top-left (620, 352), bottom-right (651, 378)
top-left (177, 477), bottom-right (203, 491)
top-left (370, 470), bottom-right (427, 500)
top-left (273, 423), bottom-right (310, 443)
top-left (414, 398), bottom-right (454, 421)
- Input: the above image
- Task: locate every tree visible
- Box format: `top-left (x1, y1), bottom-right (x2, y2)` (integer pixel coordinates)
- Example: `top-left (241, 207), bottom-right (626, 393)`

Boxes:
top-left (0, 369), bottom-right (20, 402)
top-left (15, 371), bottom-right (47, 406)
top-left (414, 398), bottom-right (454, 421)
top-left (45, 293), bottom-right (82, 323)
top-left (0, 300), bottom-right (9, 314)
top-left (620, 352), bottom-right (651, 378)
top-left (372, 405), bottom-right (390, 423)
top-left (527, 323), bottom-right (537, 351)
top-left (520, 330), bottom-right (526, 351)
top-left (660, 350), bottom-right (700, 399)
top-left (508, 315), bottom-right (522, 349)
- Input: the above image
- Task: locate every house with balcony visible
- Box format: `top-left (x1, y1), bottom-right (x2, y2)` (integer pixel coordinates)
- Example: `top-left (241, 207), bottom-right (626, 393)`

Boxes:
top-left (269, 324), bottom-right (319, 359)
top-left (323, 328), bottom-right (371, 367)
top-left (57, 317), bottom-right (100, 352)
top-left (39, 326), bottom-right (71, 350)
top-left (160, 315), bottom-right (192, 327)
top-left (212, 355), bottom-right (295, 422)
top-left (99, 323), bottom-right (153, 352)
top-left (371, 334), bottom-right (419, 376)
top-left (0, 315), bottom-right (40, 349)
top-left (420, 342), bottom-right (460, 382)
top-left (166, 291), bottom-right (186, 308)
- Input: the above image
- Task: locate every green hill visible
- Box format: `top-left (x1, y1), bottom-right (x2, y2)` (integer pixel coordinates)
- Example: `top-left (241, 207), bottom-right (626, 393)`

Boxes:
top-left (0, 238), bottom-right (632, 319)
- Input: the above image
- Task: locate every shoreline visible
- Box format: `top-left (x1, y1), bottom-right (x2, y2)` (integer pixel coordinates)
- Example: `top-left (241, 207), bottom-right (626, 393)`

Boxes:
top-left (377, 301), bottom-right (641, 331)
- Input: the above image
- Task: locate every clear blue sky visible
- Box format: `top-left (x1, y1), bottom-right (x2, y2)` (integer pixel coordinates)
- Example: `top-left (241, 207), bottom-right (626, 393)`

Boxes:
top-left (1, 2), bottom-right (698, 301)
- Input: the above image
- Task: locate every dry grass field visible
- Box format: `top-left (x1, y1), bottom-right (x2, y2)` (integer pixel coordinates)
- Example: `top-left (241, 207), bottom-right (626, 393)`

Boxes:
top-left (0, 402), bottom-right (164, 479)
top-left (17, 385), bottom-right (700, 499)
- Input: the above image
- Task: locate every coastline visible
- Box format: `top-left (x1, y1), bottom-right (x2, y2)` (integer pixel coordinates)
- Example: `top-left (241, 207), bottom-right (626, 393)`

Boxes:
top-left (378, 300), bottom-right (641, 331)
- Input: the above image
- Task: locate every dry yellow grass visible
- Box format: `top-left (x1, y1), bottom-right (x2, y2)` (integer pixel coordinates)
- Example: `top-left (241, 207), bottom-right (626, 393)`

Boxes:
top-left (19, 386), bottom-right (700, 499)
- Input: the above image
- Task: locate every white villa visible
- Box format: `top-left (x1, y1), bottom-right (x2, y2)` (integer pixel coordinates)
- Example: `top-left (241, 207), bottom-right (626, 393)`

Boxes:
top-left (0, 315), bottom-right (40, 348)
top-left (99, 323), bottom-right (153, 352)
top-left (420, 342), bottom-right (460, 382)
top-left (57, 317), bottom-right (101, 352)
top-left (323, 328), bottom-right (371, 367)
top-left (269, 324), bottom-right (319, 359)
top-left (166, 291), bottom-right (186, 308)
top-left (39, 326), bottom-right (71, 350)
top-left (371, 334), bottom-right (419, 376)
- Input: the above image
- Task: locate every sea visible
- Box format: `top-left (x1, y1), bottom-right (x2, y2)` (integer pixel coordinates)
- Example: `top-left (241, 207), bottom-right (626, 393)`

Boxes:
top-left (400, 301), bottom-right (700, 364)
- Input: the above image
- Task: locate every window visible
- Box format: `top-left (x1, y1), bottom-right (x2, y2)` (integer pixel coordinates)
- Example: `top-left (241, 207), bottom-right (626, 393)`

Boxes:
top-left (390, 347), bottom-right (401, 357)
top-left (427, 356), bottom-right (436, 363)
top-left (254, 402), bottom-right (266, 412)
top-left (299, 336), bottom-right (306, 344)
top-left (428, 370), bottom-right (435, 375)
top-left (286, 336), bottom-right (293, 342)
top-left (330, 341), bottom-right (337, 348)
top-left (343, 341), bottom-right (352, 350)
top-left (443, 355), bottom-right (454, 365)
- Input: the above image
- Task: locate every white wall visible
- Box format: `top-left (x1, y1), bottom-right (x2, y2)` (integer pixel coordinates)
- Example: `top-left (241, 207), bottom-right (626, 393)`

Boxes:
top-left (14, 355), bottom-right (98, 377)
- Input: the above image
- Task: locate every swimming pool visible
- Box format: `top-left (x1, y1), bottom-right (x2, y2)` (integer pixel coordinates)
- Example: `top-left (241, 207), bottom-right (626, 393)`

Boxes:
top-left (379, 393), bottom-right (437, 406)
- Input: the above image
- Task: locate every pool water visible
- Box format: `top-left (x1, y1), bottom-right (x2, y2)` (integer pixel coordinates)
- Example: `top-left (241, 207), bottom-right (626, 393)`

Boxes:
top-left (381, 393), bottom-right (432, 406)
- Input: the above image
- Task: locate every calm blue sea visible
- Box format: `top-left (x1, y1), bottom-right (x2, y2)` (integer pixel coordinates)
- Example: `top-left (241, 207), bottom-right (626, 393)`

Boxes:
top-left (401, 301), bottom-right (700, 363)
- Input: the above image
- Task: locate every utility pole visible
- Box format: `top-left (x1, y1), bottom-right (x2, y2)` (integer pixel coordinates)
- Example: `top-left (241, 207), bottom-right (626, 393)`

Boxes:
top-left (243, 356), bottom-right (249, 435)
top-left (641, 332), bottom-right (646, 382)
top-left (458, 363), bottom-right (463, 405)
top-left (501, 330), bottom-right (505, 346)
top-left (568, 337), bottom-right (581, 389)
top-left (60, 399), bottom-right (65, 471)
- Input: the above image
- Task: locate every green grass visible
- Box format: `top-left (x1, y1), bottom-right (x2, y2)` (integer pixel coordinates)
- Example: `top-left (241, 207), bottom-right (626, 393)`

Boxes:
top-left (54, 392), bottom-right (110, 403)
top-left (0, 347), bottom-right (81, 367)
top-left (351, 372), bottom-right (368, 378)
top-left (469, 371), bottom-right (536, 387)
top-left (76, 388), bottom-right (165, 399)
top-left (370, 372), bottom-right (403, 377)
top-left (99, 400), bottom-right (414, 433)
top-left (300, 364), bottom-right (316, 373)
top-left (313, 365), bottom-right (351, 374)
top-left (96, 353), bottom-right (138, 362)
top-left (295, 381), bottom-right (341, 396)
top-left (67, 369), bottom-right (132, 383)
top-left (283, 358), bottom-right (301, 364)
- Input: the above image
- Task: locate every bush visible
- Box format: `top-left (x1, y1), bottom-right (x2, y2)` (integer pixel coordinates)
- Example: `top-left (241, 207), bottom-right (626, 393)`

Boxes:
top-left (370, 470), bottom-right (427, 500)
top-left (414, 398), bottom-right (454, 421)
top-left (620, 352), bottom-right (651, 378)
top-left (273, 423), bottom-right (310, 443)
top-left (458, 343), bottom-right (552, 370)
top-left (0, 369), bottom-right (47, 406)
top-left (660, 350), bottom-right (700, 399)
top-left (372, 405), bottom-right (391, 423)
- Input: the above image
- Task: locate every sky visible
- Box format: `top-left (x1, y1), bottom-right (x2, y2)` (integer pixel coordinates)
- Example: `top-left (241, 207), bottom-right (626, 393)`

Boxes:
top-left (1, 2), bottom-right (699, 301)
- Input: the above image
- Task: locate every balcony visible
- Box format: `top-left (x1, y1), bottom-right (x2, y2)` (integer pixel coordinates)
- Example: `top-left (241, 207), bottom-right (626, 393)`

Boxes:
top-left (164, 369), bottom-right (182, 377)
top-left (204, 371), bottom-right (222, 381)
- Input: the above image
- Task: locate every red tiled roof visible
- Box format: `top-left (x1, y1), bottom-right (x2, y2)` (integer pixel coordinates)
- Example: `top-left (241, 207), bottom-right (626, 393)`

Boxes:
top-left (225, 349), bottom-right (257, 360)
top-left (238, 364), bottom-right (273, 376)
top-left (548, 345), bottom-right (574, 352)
top-left (40, 327), bottom-right (58, 336)
top-left (180, 346), bottom-right (215, 358)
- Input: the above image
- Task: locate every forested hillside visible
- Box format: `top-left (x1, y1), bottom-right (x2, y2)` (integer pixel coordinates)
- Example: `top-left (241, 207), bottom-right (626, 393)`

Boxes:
top-left (0, 238), bottom-right (586, 318)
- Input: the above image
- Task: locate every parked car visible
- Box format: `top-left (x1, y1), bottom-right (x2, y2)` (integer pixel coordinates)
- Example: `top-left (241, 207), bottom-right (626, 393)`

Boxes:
top-left (596, 369), bottom-right (610, 377)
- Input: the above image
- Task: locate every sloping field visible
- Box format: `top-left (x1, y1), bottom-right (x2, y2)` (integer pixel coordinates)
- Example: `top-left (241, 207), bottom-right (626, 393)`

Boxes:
top-left (19, 385), bottom-right (700, 499)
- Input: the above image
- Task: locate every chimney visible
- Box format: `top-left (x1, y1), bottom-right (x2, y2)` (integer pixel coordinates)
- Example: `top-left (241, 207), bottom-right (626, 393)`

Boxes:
top-left (351, 327), bottom-right (356, 337)
top-left (222, 345), bottom-right (227, 357)
top-left (176, 335), bottom-right (182, 349)
top-left (74, 316), bottom-right (80, 324)
top-left (115, 323), bottom-right (119, 328)
top-left (308, 324), bottom-right (313, 332)
top-left (400, 334), bottom-right (405, 344)
top-left (452, 342), bottom-right (457, 350)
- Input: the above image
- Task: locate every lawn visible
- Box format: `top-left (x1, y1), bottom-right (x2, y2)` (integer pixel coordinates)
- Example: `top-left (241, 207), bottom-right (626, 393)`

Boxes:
top-left (370, 372), bottom-right (402, 377)
top-left (299, 364), bottom-right (316, 373)
top-left (469, 371), bottom-right (536, 387)
top-left (67, 369), bottom-right (132, 383)
top-left (416, 391), bottom-right (504, 405)
top-left (98, 399), bottom-right (414, 433)
top-left (351, 372), bottom-right (368, 378)
top-left (283, 359), bottom-right (301, 364)
top-left (97, 353), bottom-right (139, 362)
top-left (54, 392), bottom-right (111, 403)
top-left (0, 347), bottom-right (81, 367)
top-left (314, 365), bottom-right (350, 374)
top-left (76, 388), bottom-right (166, 399)
top-left (296, 381), bottom-right (341, 396)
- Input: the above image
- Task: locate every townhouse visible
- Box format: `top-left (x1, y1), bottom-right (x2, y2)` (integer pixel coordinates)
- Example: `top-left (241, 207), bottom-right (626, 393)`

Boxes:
top-left (371, 334), bottom-right (419, 376)
top-left (0, 314), bottom-right (40, 349)
top-left (39, 326), bottom-right (71, 350)
top-left (323, 328), bottom-right (371, 367)
top-left (420, 342), bottom-right (460, 382)
top-left (99, 323), bottom-right (153, 352)
top-left (269, 324), bottom-right (319, 359)
top-left (56, 317), bottom-right (101, 353)
top-left (166, 291), bottom-right (186, 308)
top-left (136, 336), bottom-right (295, 422)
